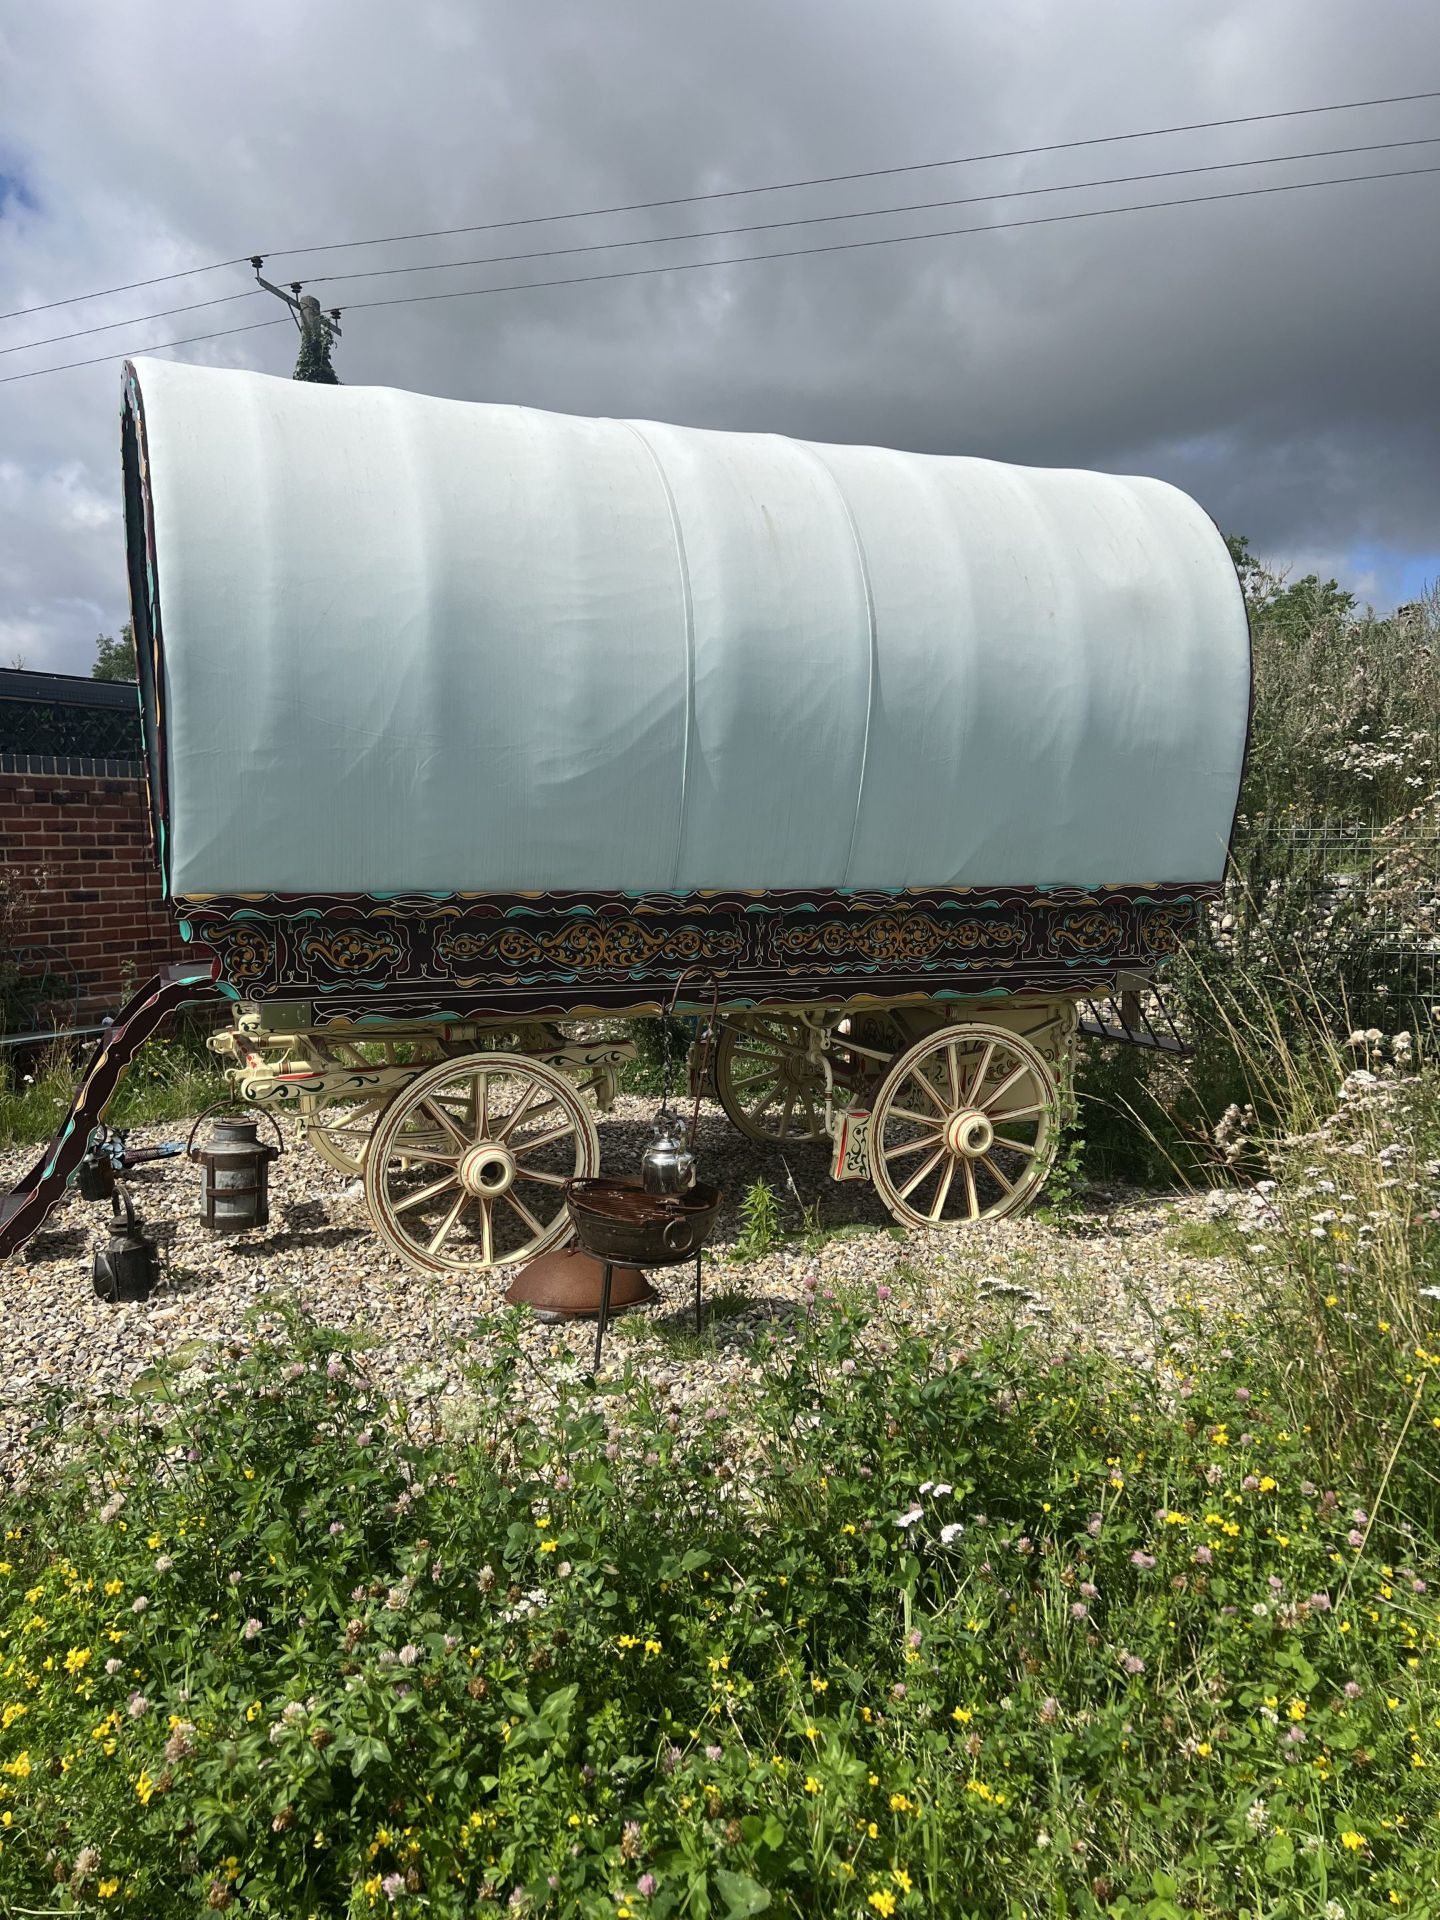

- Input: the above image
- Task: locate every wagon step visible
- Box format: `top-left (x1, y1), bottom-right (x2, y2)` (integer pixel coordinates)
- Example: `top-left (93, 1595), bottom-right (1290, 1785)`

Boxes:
top-left (0, 965), bottom-right (222, 1262)
top-left (1079, 989), bottom-right (1192, 1057)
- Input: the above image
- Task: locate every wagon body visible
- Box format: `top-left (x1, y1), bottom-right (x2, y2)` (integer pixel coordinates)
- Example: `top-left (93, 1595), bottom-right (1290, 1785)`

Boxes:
top-left (121, 358), bottom-right (1249, 1024)
top-left (0, 363), bottom-right (1250, 1266)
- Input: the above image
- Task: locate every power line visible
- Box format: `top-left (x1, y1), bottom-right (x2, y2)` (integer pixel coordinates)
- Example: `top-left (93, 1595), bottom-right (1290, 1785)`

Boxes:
top-left (11, 131), bottom-right (1430, 360)
top-left (333, 162), bottom-right (1440, 316)
top-left (0, 318), bottom-right (288, 386)
top-left (0, 258), bottom-right (252, 328)
top-left (3, 159), bottom-right (1435, 388)
top-left (304, 134), bottom-right (1440, 291)
top-left (3, 85), bottom-right (1437, 325)
top-left (0, 290), bottom-right (260, 359)
top-left (270, 87), bottom-right (1440, 265)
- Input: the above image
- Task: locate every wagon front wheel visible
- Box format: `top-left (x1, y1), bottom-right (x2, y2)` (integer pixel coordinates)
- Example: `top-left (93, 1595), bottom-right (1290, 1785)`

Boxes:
top-left (869, 1023), bottom-right (1058, 1230)
top-left (364, 1053), bottom-right (599, 1273)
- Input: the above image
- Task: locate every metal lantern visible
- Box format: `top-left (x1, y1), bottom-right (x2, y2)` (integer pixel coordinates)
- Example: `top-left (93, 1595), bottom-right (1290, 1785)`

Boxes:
top-left (188, 1111), bottom-right (283, 1233)
top-left (92, 1185), bottom-right (160, 1303)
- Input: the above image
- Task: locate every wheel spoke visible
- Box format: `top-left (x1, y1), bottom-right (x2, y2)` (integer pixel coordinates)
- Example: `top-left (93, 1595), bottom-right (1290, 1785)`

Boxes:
top-left (504, 1189), bottom-right (545, 1238)
top-left (512, 1119), bottom-right (577, 1159)
top-left (778, 1092), bottom-right (796, 1136)
top-left (946, 1041), bottom-right (961, 1105)
top-left (730, 1066), bottom-right (780, 1089)
top-left (420, 1098), bottom-right (469, 1149)
top-left (898, 1145), bottom-right (946, 1200)
top-left (514, 1166), bottom-right (571, 1188)
top-left (980, 1152), bottom-right (1016, 1194)
top-left (494, 1080), bottom-right (542, 1141)
top-left (885, 1106), bottom-right (944, 1131)
top-left (388, 1145), bottom-right (460, 1169)
top-left (474, 1071), bottom-right (489, 1139)
top-left (989, 1100), bottom-right (1046, 1124)
top-left (741, 1079), bottom-right (780, 1114)
top-left (963, 1159), bottom-right (980, 1221)
top-left (392, 1172), bottom-right (460, 1214)
top-left (502, 1091), bottom-right (567, 1138)
top-left (991, 1134), bottom-right (1040, 1157)
top-left (426, 1190), bottom-right (471, 1255)
top-left (982, 1061), bottom-right (1030, 1113)
top-left (883, 1134), bottom-right (941, 1164)
top-left (929, 1156), bottom-right (956, 1222)
top-left (917, 1075), bottom-right (952, 1121)
top-left (961, 1040), bottom-right (995, 1104)
top-left (479, 1196), bottom-right (494, 1265)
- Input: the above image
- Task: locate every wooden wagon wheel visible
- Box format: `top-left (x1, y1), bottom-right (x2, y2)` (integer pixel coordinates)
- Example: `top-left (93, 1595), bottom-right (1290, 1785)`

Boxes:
top-left (298, 1035), bottom-right (466, 1177)
top-left (869, 1022), bottom-right (1059, 1230)
top-left (363, 1052), bottom-right (600, 1273)
top-left (714, 1014), bottom-right (838, 1142)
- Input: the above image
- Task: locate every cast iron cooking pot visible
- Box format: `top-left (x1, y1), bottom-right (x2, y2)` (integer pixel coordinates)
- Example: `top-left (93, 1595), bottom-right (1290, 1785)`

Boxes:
top-left (565, 1175), bottom-right (721, 1267)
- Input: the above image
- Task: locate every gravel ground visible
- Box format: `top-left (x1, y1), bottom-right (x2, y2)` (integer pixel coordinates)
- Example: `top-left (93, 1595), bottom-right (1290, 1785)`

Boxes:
top-left (0, 1094), bottom-right (1246, 1478)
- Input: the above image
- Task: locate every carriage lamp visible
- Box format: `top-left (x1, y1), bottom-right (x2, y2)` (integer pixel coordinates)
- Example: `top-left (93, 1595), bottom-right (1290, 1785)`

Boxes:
top-left (92, 1185), bottom-right (160, 1303)
top-left (188, 1112), bottom-right (283, 1233)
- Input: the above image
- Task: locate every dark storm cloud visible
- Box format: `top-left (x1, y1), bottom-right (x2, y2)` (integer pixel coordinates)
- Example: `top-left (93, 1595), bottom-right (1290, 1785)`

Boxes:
top-left (1, 0), bottom-right (1437, 668)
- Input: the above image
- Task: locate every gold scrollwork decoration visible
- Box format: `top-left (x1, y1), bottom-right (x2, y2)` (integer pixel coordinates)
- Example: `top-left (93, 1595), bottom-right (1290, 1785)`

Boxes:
top-left (295, 926), bottom-right (406, 978)
top-left (436, 918), bottom-right (742, 979)
top-left (774, 911), bottom-right (1026, 969)
top-left (1137, 903), bottom-right (1196, 958)
top-left (1048, 909), bottom-right (1126, 956)
top-left (209, 922), bottom-right (276, 984)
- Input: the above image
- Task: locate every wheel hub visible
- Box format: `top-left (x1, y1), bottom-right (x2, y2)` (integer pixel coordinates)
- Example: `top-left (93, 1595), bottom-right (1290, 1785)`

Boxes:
top-left (944, 1109), bottom-right (994, 1159)
top-left (458, 1141), bottom-right (516, 1197)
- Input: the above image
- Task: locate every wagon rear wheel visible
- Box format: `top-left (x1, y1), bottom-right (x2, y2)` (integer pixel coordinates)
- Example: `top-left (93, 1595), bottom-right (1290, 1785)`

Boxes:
top-left (869, 1023), bottom-right (1058, 1230)
top-left (715, 1014), bottom-right (859, 1143)
top-left (363, 1053), bottom-right (599, 1273)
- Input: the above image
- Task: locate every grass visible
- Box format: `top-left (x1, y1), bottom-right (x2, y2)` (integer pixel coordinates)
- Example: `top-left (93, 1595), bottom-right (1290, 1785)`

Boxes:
top-left (0, 1011), bottom-right (1434, 1916)
top-left (0, 1255), bottom-right (1435, 1917)
top-left (0, 1034), bottom-right (230, 1152)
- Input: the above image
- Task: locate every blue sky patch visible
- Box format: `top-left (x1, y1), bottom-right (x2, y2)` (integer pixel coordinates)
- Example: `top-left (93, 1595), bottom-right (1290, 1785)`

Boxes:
top-left (0, 160), bottom-right (38, 218)
top-left (1345, 544), bottom-right (1440, 611)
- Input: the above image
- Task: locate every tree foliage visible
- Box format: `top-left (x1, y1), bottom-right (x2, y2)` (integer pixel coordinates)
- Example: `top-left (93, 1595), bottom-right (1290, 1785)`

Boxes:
top-left (92, 620), bottom-right (137, 682)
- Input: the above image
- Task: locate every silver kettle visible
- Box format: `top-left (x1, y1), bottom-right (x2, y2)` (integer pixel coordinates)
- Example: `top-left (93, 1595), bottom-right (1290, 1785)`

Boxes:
top-left (640, 1110), bottom-right (697, 1195)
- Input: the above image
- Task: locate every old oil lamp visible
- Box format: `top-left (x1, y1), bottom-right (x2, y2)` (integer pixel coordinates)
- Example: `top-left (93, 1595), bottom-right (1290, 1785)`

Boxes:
top-left (92, 1185), bottom-right (160, 1303)
top-left (188, 1110), bottom-right (283, 1233)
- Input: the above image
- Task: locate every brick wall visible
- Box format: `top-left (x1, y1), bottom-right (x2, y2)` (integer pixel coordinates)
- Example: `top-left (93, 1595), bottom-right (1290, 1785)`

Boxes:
top-left (1, 767), bottom-right (195, 1019)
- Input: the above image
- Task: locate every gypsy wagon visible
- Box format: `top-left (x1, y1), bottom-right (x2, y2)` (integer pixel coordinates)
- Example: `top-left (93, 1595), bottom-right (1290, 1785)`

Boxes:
top-left (0, 359), bottom-right (1250, 1269)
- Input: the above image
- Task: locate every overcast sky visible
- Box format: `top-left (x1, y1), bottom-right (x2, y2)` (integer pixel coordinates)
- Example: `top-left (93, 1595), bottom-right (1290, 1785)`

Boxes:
top-left (1, 0), bottom-right (1437, 674)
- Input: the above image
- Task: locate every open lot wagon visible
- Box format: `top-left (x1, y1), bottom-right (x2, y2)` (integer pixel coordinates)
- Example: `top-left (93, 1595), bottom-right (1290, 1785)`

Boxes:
top-left (1, 360), bottom-right (1250, 1268)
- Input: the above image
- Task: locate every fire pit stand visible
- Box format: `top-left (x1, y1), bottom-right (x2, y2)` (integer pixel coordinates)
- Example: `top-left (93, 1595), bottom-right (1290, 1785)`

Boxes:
top-left (566, 1176), bottom-right (722, 1371)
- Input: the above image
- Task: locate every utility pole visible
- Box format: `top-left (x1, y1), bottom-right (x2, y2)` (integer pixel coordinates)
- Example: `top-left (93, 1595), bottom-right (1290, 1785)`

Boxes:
top-left (251, 257), bottom-right (343, 383)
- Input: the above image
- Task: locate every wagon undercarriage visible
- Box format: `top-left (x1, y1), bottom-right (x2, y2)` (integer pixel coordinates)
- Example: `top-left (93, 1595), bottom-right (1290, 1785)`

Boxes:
top-left (198, 991), bottom-right (1080, 1272)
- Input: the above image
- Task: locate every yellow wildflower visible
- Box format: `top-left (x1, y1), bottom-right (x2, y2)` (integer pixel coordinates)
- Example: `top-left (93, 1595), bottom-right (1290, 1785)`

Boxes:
top-left (1340, 1830), bottom-right (1366, 1851)
top-left (868, 1893), bottom-right (897, 1917)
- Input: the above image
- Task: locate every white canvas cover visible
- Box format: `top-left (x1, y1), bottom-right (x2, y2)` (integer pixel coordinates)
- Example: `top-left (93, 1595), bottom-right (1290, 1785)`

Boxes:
top-left (126, 358), bottom-right (1249, 898)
